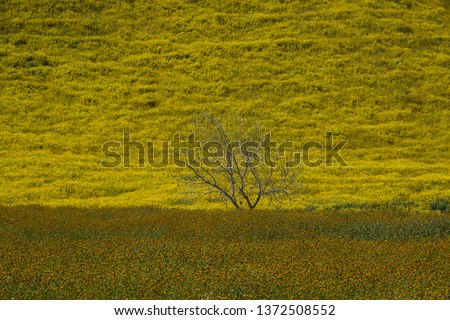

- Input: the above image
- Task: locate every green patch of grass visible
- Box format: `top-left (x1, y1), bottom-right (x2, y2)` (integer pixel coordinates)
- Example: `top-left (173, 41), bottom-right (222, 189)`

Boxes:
top-left (430, 198), bottom-right (450, 214)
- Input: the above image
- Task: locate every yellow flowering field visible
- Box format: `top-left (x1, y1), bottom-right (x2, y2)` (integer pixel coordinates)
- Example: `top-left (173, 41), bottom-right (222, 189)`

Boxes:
top-left (1, 0), bottom-right (449, 301)
top-left (0, 0), bottom-right (449, 210)
top-left (1, 206), bottom-right (448, 299)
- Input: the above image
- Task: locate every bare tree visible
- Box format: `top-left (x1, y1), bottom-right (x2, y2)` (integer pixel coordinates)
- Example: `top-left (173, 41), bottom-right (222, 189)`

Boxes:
top-left (175, 113), bottom-right (301, 209)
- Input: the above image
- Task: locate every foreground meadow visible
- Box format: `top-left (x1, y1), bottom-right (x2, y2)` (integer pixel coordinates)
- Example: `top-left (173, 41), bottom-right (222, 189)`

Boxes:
top-left (1, 206), bottom-right (448, 299)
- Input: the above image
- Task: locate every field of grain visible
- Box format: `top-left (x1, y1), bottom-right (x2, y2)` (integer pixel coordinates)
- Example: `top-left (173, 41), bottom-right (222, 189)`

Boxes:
top-left (1, 206), bottom-right (448, 299)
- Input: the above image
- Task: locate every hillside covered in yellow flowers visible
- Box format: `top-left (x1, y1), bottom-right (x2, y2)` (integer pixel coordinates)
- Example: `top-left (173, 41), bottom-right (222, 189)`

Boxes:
top-left (0, 0), bottom-right (449, 210)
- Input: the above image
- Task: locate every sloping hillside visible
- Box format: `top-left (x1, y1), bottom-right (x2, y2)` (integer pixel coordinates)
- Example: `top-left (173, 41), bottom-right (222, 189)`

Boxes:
top-left (0, 0), bottom-right (449, 209)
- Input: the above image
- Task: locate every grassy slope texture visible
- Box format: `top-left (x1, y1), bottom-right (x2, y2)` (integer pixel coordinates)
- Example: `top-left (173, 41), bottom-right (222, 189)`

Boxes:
top-left (0, 0), bottom-right (449, 210)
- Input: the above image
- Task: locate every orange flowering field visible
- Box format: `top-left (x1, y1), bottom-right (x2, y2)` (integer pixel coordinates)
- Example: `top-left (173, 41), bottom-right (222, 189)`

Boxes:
top-left (0, 206), bottom-right (448, 300)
